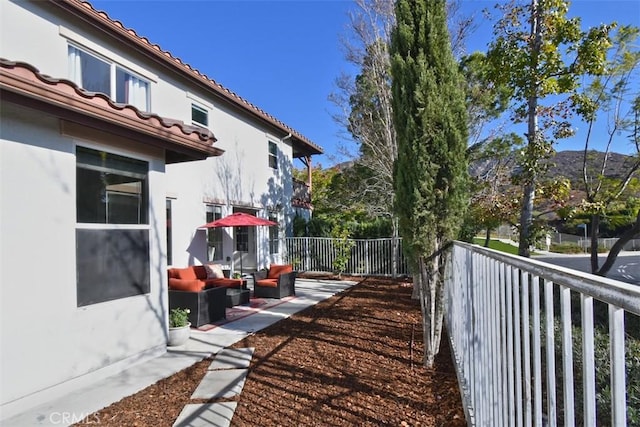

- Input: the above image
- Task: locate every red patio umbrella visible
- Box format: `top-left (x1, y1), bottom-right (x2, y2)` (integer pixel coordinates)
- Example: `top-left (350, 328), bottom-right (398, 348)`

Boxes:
top-left (199, 212), bottom-right (277, 229)
top-left (198, 212), bottom-right (277, 273)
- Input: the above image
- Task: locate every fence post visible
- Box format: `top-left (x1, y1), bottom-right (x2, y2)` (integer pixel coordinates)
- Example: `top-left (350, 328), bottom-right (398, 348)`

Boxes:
top-left (365, 240), bottom-right (369, 275)
top-left (392, 235), bottom-right (398, 278)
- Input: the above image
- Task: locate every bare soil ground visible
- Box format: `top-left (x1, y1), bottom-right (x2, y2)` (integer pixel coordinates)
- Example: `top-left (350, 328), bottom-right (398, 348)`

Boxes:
top-left (74, 275), bottom-right (465, 427)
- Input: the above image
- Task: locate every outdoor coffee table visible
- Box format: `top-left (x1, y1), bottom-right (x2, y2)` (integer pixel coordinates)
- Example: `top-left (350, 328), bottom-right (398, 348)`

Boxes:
top-left (225, 282), bottom-right (250, 307)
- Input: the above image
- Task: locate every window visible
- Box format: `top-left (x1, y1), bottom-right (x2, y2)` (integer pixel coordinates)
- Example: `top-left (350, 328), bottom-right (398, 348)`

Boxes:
top-left (268, 141), bottom-right (278, 169)
top-left (68, 45), bottom-right (149, 111)
top-left (235, 227), bottom-right (249, 252)
top-left (166, 199), bottom-right (173, 266)
top-left (268, 212), bottom-right (279, 254)
top-left (76, 146), bottom-right (148, 224)
top-left (76, 146), bottom-right (150, 306)
top-left (206, 205), bottom-right (223, 261)
top-left (191, 104), bottom-right (209, 127)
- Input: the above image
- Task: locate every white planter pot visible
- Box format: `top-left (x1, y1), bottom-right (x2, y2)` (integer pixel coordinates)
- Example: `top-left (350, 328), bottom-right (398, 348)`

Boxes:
top-left (167, 323), bottom-right (191, 346)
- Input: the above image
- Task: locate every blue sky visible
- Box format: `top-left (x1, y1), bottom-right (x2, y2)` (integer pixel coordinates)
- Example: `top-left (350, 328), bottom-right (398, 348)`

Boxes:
top-left (91, 1), bottom-right (639, 167)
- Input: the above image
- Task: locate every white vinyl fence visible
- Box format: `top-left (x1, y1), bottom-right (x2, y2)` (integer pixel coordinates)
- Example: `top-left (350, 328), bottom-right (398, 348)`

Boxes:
top-left (577, 238), bottom-right (640, 251)
top-left (445, 241), bottom-right (640, 426)
top-left (284, 237), bottom-right (410, 277)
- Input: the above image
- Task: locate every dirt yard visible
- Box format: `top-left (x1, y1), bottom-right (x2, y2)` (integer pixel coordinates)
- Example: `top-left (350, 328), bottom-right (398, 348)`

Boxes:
top-left (74, 276), bottom-right (465, 426)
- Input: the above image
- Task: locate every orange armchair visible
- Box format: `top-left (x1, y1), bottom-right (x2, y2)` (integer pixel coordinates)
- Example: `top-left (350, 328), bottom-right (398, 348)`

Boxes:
top-left (252, 264), bottom-right (296, 299)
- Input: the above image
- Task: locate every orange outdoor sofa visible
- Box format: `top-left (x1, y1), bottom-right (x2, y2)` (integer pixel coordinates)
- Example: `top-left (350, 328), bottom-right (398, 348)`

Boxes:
top-left (168, 264), bottom-right (244, 327)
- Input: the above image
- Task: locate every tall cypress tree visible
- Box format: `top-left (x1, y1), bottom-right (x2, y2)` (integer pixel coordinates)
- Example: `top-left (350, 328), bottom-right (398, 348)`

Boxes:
top-left (390, 0), bottom-right (468, 367)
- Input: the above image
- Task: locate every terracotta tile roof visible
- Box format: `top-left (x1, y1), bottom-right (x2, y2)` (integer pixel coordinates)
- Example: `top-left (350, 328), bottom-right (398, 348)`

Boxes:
top-left (52, 0), bottom-right (324, 157)
top-left (0, 58), bottom-right (223, 162)
top-left (292, 198), bottom-right (313, 210)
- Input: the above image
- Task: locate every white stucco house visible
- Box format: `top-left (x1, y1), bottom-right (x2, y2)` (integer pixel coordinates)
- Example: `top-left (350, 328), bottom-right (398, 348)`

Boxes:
top-left (0, 0), bottom-right (320, 419)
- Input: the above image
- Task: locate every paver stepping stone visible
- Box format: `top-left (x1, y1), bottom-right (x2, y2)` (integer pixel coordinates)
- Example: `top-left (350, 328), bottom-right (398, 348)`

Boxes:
top-left (173, 402), bottom-right (237, 427)
top-left (209, 347), bottom-right (255, 370)
top-left (191, 369), bottom-right (248, 399)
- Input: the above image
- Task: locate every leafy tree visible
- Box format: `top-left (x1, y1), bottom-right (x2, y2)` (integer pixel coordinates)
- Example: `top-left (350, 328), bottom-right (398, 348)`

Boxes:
top-left (330, 1), bottom-right (477, 279)
top-left (391, 0), bottom-right (469, 367)
top-left (571, 25), bottom-right (640, 275)
top-left (486, 0), bottom-right (616, 256)
top-left (330, 0), bottom-right (398, 237)
top-left (467, 134), bottom-right (523, 245)
top-left (294, 165), bottom-right (369, 237)
top-left (460, 52), bottom-right (512, 147)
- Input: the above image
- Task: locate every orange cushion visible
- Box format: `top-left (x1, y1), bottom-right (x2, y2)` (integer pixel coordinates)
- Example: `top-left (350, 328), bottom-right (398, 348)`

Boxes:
top-left (174, 267), bottom-right (198, 280)
top-left (169, 278), bottom-right (205, 292)
top-left (267, 264), bottom-right (293, 279)
top-left (204, 278), bottom-right (243, 288)
top-left (168, 268), bottom-right (180, 279)
top-left (256, 278), bottom-right (278, 288)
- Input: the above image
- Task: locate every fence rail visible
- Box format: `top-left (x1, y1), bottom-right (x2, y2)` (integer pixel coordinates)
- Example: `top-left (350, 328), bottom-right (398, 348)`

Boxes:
top-left (577, 237), bottom-right (640, 251)
top-left (445, 241), bottom-right (640, 426)
top-left (284, 237), bottom-right (409, 277)
top-left (487, 228), bottom-right (640, 251)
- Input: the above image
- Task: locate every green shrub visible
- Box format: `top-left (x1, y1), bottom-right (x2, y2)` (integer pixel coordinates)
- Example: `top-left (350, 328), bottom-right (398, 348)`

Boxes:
top-left (169, 308), bottom-right (190, 328)
top-left (550, 242), bottom-right (584, 254)
top-left (308, 217), bottom-right (332, 237)
top-left (549, 243), bottom-right (609, 254)
top-left (292, 214), bottom-right (308, 237)
top-left (542, 318), bottom-right (640, 426)
top-left (331, 225), bottom-right (355, 276)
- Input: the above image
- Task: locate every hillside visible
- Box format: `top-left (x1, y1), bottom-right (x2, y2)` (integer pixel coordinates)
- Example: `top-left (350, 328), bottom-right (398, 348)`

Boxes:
top-left (470, 150), bottom-right (637, 189)
top-left (545, 150), bottom-right (637, 186)
top-left (328, 150), bottom-right (637, 192)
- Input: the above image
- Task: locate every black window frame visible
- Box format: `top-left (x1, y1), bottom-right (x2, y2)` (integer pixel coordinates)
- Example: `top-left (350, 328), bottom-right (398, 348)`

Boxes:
top-left (206, 205), bottom-right (223, 261)
top-left (268, 212), bottom-right (279, 254)
top-left (268, 141), bottom-right (278, 169)
top-left (76, 146), bottom-right (150, 307)
top-left (166, 199), bottom-right (173, 266)
top-left (191, 103), bottom-right (209, 128)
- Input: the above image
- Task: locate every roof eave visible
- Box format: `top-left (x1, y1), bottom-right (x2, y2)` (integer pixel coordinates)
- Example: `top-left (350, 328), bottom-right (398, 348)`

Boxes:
top-left (1, 59), bottom-right (223, 162)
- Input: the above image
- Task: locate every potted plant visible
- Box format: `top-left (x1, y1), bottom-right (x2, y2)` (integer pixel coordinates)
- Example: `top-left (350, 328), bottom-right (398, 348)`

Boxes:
top-left (167, 308), bottom-right (191, 346)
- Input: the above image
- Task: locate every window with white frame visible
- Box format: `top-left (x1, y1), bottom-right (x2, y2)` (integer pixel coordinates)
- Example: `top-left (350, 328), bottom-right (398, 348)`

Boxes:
top-left (268, 141), bottom-right (278, 169)
top-left (68, 45), bottom-right (150, 111)
top-left (206, 205), bottom-right (223, 261)
top-left (191, 104), bottom-right (209, 127)
top-left (268, 212), bottom-right (279, 254)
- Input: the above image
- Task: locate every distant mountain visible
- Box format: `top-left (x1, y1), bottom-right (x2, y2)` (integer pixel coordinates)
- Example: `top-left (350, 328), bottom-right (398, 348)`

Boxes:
top-left (471, 150), bottom-right (637, 189)
top-left (544, 150), bottom-right (637, 185)
top-left (333, 150), bottom-right (637, 190)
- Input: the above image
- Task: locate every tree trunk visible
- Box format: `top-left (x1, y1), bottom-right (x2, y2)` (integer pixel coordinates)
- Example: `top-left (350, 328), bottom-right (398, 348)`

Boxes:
top-left (597, 210), bottom-right (640, 276)
top-left (392, 216), bottom-right (399, 279)
top-left (590, 214), bottom-right (600, 273)
top-left (419, 238), bottom-right (446, 369)
top-left (518, 181), bottom-right (535, 257)
top-left (518, 0), bottom-right (542, 259)
top-left (484, 228), bottom-right (491, 247)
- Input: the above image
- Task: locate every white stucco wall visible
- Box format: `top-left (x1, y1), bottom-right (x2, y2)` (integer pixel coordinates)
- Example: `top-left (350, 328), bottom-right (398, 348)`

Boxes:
top-left (0, 104), bottom-right (168, 417)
